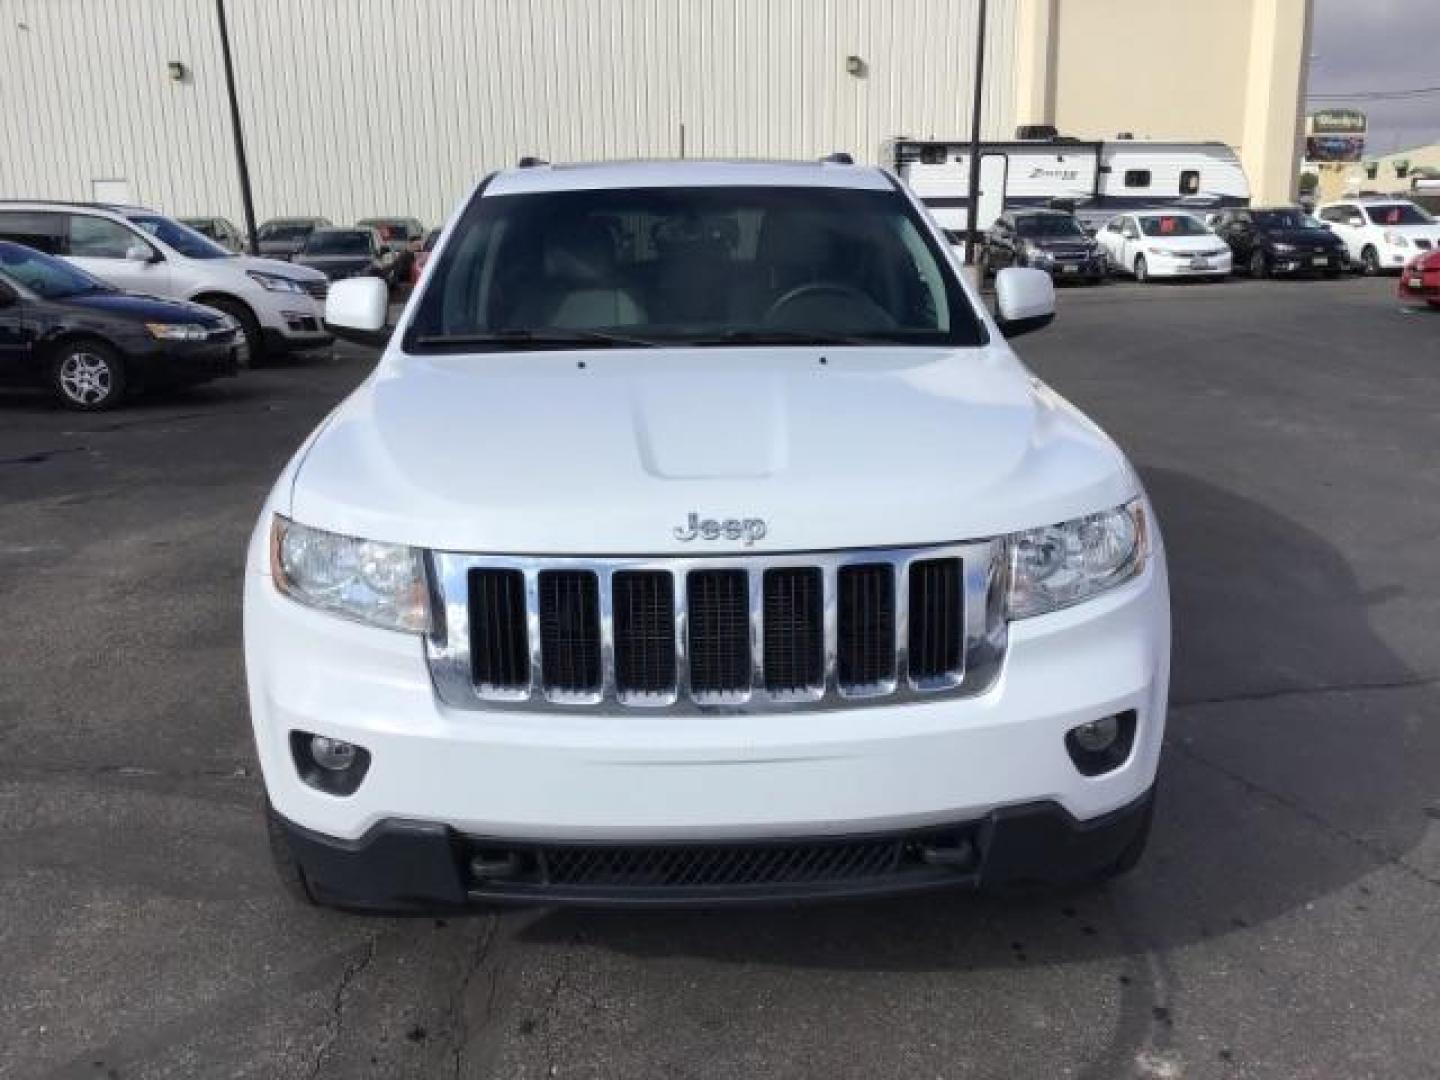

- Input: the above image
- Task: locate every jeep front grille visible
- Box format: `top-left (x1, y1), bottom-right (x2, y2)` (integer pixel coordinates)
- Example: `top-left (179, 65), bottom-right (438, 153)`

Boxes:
top-left (427, 541), bottom-right (1008, 715)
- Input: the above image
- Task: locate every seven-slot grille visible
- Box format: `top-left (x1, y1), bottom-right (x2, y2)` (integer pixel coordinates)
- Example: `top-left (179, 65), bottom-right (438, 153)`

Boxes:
top-left (429, 543), bottom-right (1006, 713)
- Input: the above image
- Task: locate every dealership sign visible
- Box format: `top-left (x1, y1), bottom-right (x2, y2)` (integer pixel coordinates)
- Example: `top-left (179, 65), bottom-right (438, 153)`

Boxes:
top-left (1305, 110), bottom-right (1367, 163)
top-left (1308, 109), bottom-right (1367, 135)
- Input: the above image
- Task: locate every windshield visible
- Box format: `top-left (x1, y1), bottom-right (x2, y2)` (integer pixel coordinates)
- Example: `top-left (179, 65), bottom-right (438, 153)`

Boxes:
top-left (1138, 215), bottom-right (1209, 237)
top-left (1365, 203), bottom-right (1432, 226)
top-left (1015, 215), bottom-right (1085, 239)
top-left (360, 220), bottom-right (415, 241)
top-left (128, 214), bottom-right (231, 259)
top-left (408, 185), bottom-right (983, 350)
top-left (259, 223), bottom-right (315, 242)
top-left (304, 231), bottom-right (373, 255)
top-left (1253, 209), bottom-right (1323, 230)
top-left (0, 241), bottom-right (113, 298)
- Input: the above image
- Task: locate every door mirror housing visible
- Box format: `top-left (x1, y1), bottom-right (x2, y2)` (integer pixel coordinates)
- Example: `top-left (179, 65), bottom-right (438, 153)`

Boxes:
top-left (324, 276), bottom-right (391, 346)
top-left (125, 244), bottom-right (155, 263)
top-left (993, 267), bottom-right (1056, 338)
top-left (1347, 216), bottom-right (1365, 228)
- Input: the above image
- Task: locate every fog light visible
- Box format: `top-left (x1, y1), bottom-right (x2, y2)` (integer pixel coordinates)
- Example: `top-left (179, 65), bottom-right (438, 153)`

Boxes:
top-left (1064, 711), bottom-right (1138, 777)
top-left (1071, 716), bottom-right (1120, 753)
top-left (310, 735), bottom-right (357, 771)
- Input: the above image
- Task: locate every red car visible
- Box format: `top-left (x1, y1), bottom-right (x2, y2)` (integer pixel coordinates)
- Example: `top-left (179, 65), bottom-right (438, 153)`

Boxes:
top-left (1399, 250), bottom-right (1440, 308)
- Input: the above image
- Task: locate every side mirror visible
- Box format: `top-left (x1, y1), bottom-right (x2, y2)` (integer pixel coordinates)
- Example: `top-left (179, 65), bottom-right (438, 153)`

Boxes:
top-left (125, 244), bottom-right (154, 263)
top-left (325, 276), bottom-right (391, 346)
top-left (993, 267), bottom-right (1056, 338)
top-left (1347, 216), bottom-right (1364, 228)
top-left (0, 285), bottom-right (17, 308)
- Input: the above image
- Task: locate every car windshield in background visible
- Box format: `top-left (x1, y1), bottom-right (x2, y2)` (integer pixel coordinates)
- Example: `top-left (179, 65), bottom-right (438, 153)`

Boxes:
top-left (408, 186), bottom-right (983, 350)
top-left (1253, 210), bottom-right (1322, 230)
top-left (304, 231), bottom-right (372, 255)
top-left (0, 241), bottom-right (112, 298)
top-left (260, 223), bottom-right (314, 241)
top-left (128, 214), bottom-right (232, 259)
top-left (1016, 215), bottom-right (1085, 238)
top-left (1366, 203), bottom-right (1432, 226)
top-left (1139, 215), bottom-right (1209, 237)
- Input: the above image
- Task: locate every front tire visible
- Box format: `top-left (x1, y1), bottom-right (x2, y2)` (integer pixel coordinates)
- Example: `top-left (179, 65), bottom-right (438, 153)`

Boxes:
top-left (1360, 246), bottom-right (1381, 276)
top-left (50, 340), bottom-right (126, 411)
top-left (1133, 255), bottom-right (1149, 283)
top-left (200, 296), bottom-right (262, 367)
top-left (1250, 249), bottom-right (1270, 278)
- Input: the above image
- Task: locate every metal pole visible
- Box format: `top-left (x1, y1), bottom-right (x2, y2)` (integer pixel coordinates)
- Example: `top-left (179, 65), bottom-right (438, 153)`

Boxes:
top-left (964, 0), bottom-right (988, 265)
top-left (214, 0), bottom-right (259, 254)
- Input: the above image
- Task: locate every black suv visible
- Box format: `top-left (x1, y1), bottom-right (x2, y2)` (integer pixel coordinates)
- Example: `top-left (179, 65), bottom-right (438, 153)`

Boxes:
top-left (978, 210), bottom-right (1105, 284)
top-left (1212, 207), bottom-right (1347, 278)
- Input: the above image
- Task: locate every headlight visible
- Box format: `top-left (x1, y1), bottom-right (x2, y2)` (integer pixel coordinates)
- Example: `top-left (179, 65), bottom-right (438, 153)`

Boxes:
top-left (145, 322), bottom-right (209, 341)
top-left (1384, 231), bottom-right (1410, 247)
top-left (1272, 242), bottom-right (1296, 253)
top-left (248, 270), bottom-right (307, 293)
top-left (1007, 501), bottom-right (1148, 619)
top-left (269, 515), bottom-right (431, 633)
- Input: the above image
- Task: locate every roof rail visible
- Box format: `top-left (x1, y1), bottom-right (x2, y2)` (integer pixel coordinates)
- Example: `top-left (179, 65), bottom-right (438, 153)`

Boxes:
top-left (820, 152), bottom-right (855, 165)
top-left (516, 156), bottom-right (548, 168)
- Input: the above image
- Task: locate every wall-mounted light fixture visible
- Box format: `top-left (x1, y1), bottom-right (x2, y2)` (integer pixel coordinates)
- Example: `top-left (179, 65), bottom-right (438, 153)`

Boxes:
top-left (167, 60), bottom-right (188, 82)
top-left (845, 55), bottom-right (866, 77)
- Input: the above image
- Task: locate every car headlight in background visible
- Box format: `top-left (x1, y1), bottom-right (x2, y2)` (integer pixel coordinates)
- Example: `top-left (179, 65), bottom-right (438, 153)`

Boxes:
top-left (1007, 501), bottom-right (1148, 619)
top-left (248, 270), bottom-right (308, 293)
top-left (1383, 231), bottom-right (1410, 248)
top-left (145, 322), bottom-right (209, 341)
top-left (1272, 242), bottom-right (1297, 253)
top-left (270, 516), bottom-right (431, 633)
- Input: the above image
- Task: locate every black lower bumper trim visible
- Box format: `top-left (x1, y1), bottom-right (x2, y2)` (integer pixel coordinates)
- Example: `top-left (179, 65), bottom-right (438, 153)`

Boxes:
top-left (277, 787), bottom-right (1155, 912)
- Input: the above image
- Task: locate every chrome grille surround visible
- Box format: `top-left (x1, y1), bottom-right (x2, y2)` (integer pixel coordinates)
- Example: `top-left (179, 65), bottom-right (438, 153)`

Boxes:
top-left (426, 540), bottom-right (1008, 715)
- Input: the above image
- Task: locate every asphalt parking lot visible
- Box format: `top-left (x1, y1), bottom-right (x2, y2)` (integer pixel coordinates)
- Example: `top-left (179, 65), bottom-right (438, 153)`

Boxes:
top-left (2, 276), bottom-right (1438, 1079)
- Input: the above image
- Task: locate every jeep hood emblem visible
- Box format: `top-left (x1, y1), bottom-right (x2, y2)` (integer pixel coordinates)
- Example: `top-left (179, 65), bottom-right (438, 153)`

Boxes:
top-left (674, 512), bottom-right (767, 546)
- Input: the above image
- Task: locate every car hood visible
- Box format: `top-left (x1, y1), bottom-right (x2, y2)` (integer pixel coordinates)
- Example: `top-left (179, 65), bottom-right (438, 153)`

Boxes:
top-left (1383, 222), bottom-right (1440, 242)
top-left (293, 255), bottom-right (373, 273)
top-left (1141, 234), bottom-right (1227, 252)
top-left (287, 346), bottom-right (1139, 554)
top-left (237, 254), bottom-right (327, 282)
top-left (59, 290), bottom-right (229, 326)
top-left (1029, 236), bottom-right (1098, 253)
top-left (1266, 228), bottom-right (1343, 247)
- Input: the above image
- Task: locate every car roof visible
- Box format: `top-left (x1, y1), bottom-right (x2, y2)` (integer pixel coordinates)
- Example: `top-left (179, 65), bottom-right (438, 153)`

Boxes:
top-left (0, 200), bottom-right (149, 215)
top-left (485, 158), bottom-right (891, 196)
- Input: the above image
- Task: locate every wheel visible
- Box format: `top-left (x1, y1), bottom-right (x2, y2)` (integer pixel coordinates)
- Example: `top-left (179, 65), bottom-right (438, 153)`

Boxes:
top-left (1324, 264), bottom-right (1343, 280)
top-left (200, 296), bottom-right (262, 367)
top-left (50, 340), bottom-right (126, 410)
top-left (1360, 246), bottom-right (1381, 277)
top-left (1249, 249), bottom-right (1270, 278)
top-left (265, 800), bottom-right (318, 907)
top-left (1133, 255), bottom-right (1149, 283)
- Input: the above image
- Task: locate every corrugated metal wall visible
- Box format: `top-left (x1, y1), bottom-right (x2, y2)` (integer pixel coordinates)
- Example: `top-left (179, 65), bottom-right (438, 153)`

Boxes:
top-left (0, 0), bottom-right (1016, 225)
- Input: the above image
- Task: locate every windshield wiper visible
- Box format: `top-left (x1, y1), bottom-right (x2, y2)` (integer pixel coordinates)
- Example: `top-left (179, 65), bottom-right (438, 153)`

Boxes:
top-left (413, 328), bottom-right (660, 349)
top-left (684, 328), bottom-right (890, 346)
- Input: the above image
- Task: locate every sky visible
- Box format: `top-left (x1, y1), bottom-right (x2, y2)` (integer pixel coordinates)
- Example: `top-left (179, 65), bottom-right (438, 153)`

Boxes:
top-left (1307, 0), bottom-right (1440, 155)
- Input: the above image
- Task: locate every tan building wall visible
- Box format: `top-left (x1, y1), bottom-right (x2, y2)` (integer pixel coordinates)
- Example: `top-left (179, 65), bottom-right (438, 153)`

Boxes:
top-left (1014, 0), bottom-right (1313, 204)
top-left (1312, 144), bottom-right (1440, 203)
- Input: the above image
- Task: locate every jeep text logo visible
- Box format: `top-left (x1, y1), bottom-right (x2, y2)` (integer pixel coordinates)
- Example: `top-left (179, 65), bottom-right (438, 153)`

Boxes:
top-left (673, 512), bottom-right (768, 546)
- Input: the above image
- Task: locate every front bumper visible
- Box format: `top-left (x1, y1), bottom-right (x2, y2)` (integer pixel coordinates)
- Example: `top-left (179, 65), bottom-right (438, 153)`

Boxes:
top-left (1399, 259), bottom-right (1440, 303)
top-left (1271, 250), bottom-right (1345, 274)
top-left (276, 785), bottom-right (1156, 910)
top-left (1149, 254), bottom-right (1232, 278)
top-left (131, 339), bottom-right (242, 383)
top-left (248, 286), bottom-right (332, 348)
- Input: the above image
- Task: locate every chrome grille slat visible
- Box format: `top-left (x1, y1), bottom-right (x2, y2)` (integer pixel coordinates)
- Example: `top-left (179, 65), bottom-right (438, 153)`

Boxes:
top-left (426, 542), bottom-right (1007, 715)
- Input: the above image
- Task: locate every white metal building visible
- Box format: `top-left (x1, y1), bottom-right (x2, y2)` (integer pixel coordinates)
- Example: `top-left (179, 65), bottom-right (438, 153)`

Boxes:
top-left (0, 0), bottom-right (1310, 227)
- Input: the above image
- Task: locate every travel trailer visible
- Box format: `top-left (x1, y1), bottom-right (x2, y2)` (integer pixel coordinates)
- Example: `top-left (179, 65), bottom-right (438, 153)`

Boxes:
top-left (884, 136), bottom-right (1252, 239)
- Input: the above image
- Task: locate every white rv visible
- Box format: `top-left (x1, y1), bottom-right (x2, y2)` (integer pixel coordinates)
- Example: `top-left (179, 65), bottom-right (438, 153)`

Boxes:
top-left (883, 137), bottom-right (1251, 239)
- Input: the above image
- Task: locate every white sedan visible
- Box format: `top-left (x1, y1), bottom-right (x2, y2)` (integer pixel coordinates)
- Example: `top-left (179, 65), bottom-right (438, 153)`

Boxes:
top-left (1096, 212), bottom-right (1232, 281)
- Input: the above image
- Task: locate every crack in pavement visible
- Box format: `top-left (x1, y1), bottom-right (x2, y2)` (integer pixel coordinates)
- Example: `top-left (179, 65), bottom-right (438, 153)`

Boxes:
top-left (0, 762), bottom-right (256, 784)
top-left (307, 934), bottom-right (380, 1080)
top-left (1168, 738), bottom-right (1440, 892)
top-left (448, 915), bottom-right (501, 1080)
top-left (1172, 672), bottom-right (1440, 710)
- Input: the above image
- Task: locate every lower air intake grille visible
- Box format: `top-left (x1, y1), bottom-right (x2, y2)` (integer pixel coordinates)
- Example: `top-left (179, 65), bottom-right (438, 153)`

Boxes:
top-left (837, 564), bottom-right (896, 690)
top-left (540, 838), bottom-right (904, 888)
top-left (538, 570), bottom-right (601, 694)
top-left (468, 569), bottom-right (529, 691)
top-left (909, 558), bottom-right (964, 683)
top-left (613, 571), bottom-right (676, 697)
top-left (762, 567), bottom-right (823, 693)
top-left (686, 569), bottom-right (751, 696)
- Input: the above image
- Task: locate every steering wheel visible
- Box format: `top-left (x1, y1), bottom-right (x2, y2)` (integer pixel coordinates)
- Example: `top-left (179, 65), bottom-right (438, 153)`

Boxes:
top-left (764, 282), bottom-right (891, 327)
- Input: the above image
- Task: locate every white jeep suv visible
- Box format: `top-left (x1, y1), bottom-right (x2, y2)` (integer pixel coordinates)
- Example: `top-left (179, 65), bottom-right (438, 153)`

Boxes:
top-left (245, 160), bottom-right (1170, 910)
top-left (1317, 198), bottom-right (1440, 275)
top-left (0, 201), bottom-right (331, 360)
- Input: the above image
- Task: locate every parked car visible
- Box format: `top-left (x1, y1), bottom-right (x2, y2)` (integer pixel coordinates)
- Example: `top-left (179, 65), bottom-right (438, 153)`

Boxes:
top-left (1317, 198), bottom-right (1440, 275)
top-left (978, 209), bottom-right (1105, 283)
top-left (248, 158), bottom-right (1170, 911)
top-left (291, 227), bottom-right (395, 284)
top-left (1398, 249), bottom-right (1440, 309)
top-left (1211, 207), bottom-right (1347, 278)
top-left (408, 228), bottom-right (441, 286)
top-left (1094, 211), bottom-right (1231, 281)
top-left (180, 216), bottom-right (245, 253)
top-left (357, 218), bottom-right (425, 283)
top-left (0, 201), bottom-right (330, 362)
top-left (257, 216), bottom-right (332, 260)
top-left (0, 241), bottom-right (241, 409)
